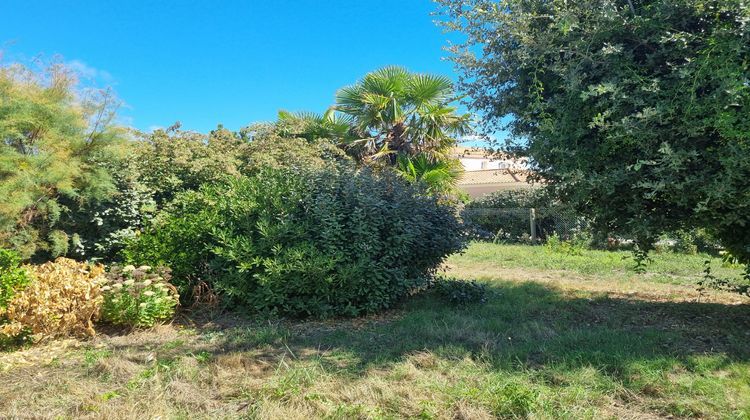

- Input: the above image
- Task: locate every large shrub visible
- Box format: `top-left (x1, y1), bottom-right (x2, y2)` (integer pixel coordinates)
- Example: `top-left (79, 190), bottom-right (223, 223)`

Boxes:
top-left (124, 167), bottom-right (466, 317)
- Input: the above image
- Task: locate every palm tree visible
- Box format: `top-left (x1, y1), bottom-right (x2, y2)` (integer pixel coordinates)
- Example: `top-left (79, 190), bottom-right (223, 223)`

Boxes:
top-left (334, 66), bottom-right (471, 164)
top-left (274, 67), bottom-right (470, 198)
top-left (275, 109), bottom-right (356, 144)
top-left (396, 153), bottom-right (464, 197)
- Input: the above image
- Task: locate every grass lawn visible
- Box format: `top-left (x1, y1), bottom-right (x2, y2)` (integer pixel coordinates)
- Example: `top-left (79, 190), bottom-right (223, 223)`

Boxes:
top-left (2, 243), bottom-right (749, 419)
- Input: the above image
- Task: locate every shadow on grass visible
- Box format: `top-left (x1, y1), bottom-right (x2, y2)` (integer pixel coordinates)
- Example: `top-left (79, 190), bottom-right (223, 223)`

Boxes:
top-left (202, 282), bottom-right (750, 375)
top-left (98, 281), bottom-right (750, 384)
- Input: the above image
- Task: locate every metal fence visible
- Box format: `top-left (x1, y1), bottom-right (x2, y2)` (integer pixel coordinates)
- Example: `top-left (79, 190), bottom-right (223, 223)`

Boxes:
top-left (461, 207), bottom-right (584, 243)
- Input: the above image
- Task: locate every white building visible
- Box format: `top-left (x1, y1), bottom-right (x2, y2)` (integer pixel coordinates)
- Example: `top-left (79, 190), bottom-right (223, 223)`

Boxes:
top-left (454, 147), bottom-right (529, 171)
top-left (452, 147), bottom-right (533, 198)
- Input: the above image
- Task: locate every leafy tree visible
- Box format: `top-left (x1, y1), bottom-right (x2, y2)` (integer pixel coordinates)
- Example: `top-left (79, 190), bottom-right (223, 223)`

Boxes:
top-left (132, 124), bottom-right (254, 206)
top-left (438, 0), bottom-right (750, 266)
top-left (280, 67), bottom-right (471, 163)
top-left (0, 63), bottom-right (126, 260)
top-left (61, 155), bottom-right (157, 261)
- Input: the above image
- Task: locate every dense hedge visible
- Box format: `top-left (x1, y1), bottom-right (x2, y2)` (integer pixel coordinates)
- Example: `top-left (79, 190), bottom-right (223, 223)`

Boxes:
top-left (461, 190), bottom-right (580, 242)
top-left (124, 167), bottom-right (466, 317)
top-left (464, 189), bottom-right (543, 210)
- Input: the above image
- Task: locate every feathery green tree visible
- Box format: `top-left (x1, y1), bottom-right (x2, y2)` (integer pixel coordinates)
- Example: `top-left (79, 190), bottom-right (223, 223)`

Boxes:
top-left (0, 63), bottom-right (126, 260)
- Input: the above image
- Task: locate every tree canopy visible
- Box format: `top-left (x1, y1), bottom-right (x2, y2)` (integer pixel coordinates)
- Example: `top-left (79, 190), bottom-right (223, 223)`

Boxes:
top-left (438, 0), bottom-right (750, 264)
top-left (0, 63), bottom-right (126, 259)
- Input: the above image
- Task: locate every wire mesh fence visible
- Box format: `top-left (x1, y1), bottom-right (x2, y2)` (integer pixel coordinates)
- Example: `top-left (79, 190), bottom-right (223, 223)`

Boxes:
top-left (461, 207), bottom-right (585, 243)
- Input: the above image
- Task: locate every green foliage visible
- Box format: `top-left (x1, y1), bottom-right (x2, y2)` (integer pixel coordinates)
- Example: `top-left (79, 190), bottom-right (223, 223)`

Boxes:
top-left (395, 153), bottom-right (464, 199)
top-left (276, 109), bottom-right (357, 144)
top-left (661, 228), bottom-right (722, 256)
top-left (465, 189), bottom-right (544, 210)
top-left (438, 0), bottom-right (750, 266)
top-left (280, 67), bottom-right (471, 165)
top-left (0, 249), bottom-right (30, 311)
top-left (0, 62), bottom-right (128, 261)
top-left (68, 166), bottom-right (158, 261)
top-left (545, 233), bottom-right (589, 256)
top-left (670, 230), bottom-right (699, 255)
top-left (67, 125), bottom-right (258, 261)
top-left (243, 122), bottom-right (352, 171)
top-left (101, 265), bottom-right (179, 328)
top-left (334, 66), bottom-right (472, 163)
top-left (431, 277), bottom-right (488, 306)
top-left (125, 167), bottom-right (466, 317)
top-left (60, 122), bottom-right (348, 262)
top-left (0, 249), bottom-right (30, 351)
top-left (132, 125), bottom-right (254, 206)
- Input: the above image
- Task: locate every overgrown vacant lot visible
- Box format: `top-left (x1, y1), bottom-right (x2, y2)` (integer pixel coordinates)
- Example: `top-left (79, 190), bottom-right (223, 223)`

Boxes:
top-left (2, 243), bottom-right (749, 419)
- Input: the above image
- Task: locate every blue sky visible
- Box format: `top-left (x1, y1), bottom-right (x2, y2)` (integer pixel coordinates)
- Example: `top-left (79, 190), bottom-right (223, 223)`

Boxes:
top-left (2, 0), bottom-right (466, 134)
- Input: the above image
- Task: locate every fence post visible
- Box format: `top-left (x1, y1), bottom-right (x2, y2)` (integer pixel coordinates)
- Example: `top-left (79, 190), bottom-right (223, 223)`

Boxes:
top-left (530, 208), bottom-right (537, 243)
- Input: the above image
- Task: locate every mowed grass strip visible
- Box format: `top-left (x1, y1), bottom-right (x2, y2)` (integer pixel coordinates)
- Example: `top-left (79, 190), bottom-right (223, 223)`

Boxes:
top-left (1, 243), bottom-right (749, 419)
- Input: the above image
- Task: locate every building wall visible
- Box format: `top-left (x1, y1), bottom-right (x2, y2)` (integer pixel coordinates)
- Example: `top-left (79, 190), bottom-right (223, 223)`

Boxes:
top-left (459, 157), bottom-right (519, 171)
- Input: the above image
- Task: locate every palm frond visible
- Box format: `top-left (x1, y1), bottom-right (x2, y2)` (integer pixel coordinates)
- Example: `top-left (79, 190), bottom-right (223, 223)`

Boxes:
top-left (395, 153), bottom-right (463, 195)
top-left (333, 66), bottom-right (468, 165)
top-left (405, 74), bottom-right (453, 106)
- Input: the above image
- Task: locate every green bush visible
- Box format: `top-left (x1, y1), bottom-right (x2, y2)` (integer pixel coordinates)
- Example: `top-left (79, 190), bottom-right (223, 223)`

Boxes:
top-left (0, 249), bottom-right (30, 311)
top-left (463, 190), bottom-right (582, 243)
top-left (666, 229), bottom-right (723, 256)
top-left (465, 189), bottom-right (544, 209)
top-left (0, 248), bottom-right (31, 348)
top-left (545, 233), bottom-right (590, 256)
top-left (124, 167), bottom-right (466, 317)
top-left (101, 265), bottom-right (179, 328)
top-left (670, 230), bottom-right (699, 255)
